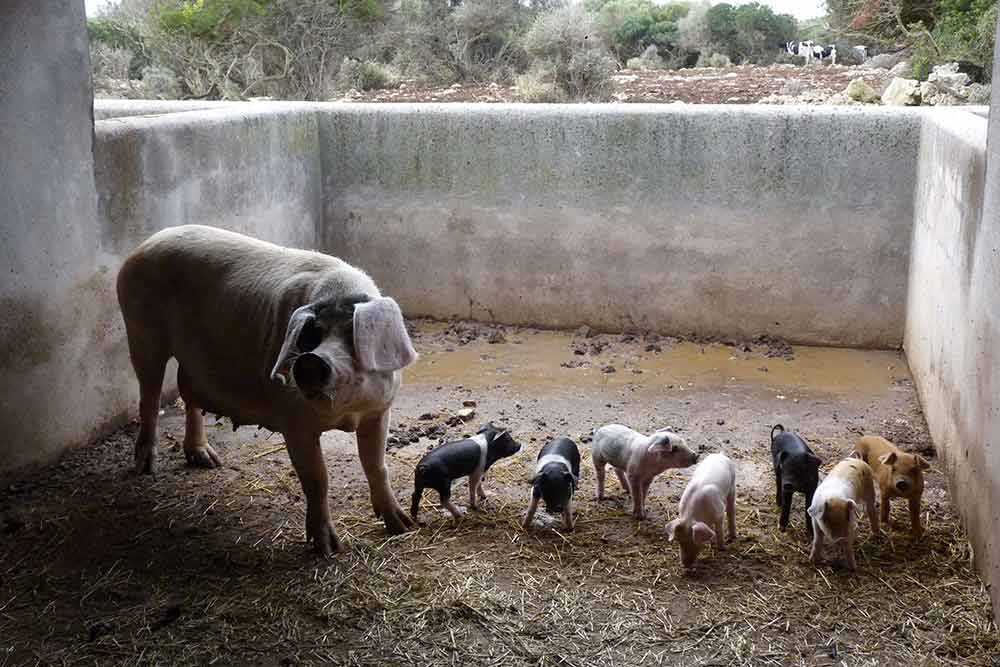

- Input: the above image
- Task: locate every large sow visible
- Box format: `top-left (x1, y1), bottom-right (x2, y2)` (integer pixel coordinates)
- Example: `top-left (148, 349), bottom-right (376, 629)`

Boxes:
top-left (117, 225), bottom-right (418, 556)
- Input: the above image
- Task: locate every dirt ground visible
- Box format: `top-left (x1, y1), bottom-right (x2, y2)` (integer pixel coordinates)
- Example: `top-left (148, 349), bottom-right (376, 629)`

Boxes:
top-left (338, 64), bottom-right (890, 104)
top-left (1, 321), bottom-right (997, 666)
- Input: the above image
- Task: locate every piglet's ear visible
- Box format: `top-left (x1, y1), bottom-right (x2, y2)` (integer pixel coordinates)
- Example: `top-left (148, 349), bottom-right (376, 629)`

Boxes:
top-left (647, 434), bottom-right (673, 454)
top-left (806, 454), bottom-right (822, 467)
top-left (665, 520), bottom-right (678, 542)
top-left (848, 450), bottom-right (863, 460)
top-left (353, 297), bottom-right (418, 372)
top-left (916, 455), bottom-right (930, 471)
top-left (879, 452), bottom-right (898, 466)
top-left (692, 522), bottom-right (715, 544)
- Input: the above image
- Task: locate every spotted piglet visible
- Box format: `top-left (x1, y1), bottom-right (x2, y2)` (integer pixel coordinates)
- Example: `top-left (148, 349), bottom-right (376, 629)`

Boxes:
top-left (411, 423), bottom-right (521, 520)
top-left (523, 437), bottom-right (581, 531)
top-left (592, 424), bottom-right (699, 520)
top-left (665, 453), bottom-right (737, 568)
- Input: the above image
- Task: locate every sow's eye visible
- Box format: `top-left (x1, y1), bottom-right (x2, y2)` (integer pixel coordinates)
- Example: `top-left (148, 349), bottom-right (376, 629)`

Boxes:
top-left (297, 319), bottom-right (323, 352)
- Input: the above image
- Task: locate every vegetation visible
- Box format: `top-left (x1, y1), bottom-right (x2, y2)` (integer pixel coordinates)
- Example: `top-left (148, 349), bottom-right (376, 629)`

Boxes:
top-left (826, 0), bottom-right (997, 80)
top-left (88, 0), bottom-right (999, 100)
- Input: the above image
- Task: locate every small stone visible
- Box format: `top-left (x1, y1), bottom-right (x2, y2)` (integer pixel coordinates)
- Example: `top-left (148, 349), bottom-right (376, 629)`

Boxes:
top-left (601, 365), bottom-right (616, 374)
top-left (881, 77), bottom-right (921, 106)
top-left (717, 419), bottom-right (725, 426)
top-left (576, 325), bottom-right (594, 338)
top-left (418, 412), bottom-right (436, 421)
top-left (456, 408), bottom-right (475, 421)
top-left (487, 329), bottom-right (507, 344)
top-left (462, 399), bottom-right (477, 407)
top-left (844, 77), bottom-right (879, 103)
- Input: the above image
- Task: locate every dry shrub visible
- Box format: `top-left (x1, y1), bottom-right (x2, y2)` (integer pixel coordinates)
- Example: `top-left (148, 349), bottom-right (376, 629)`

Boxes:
top-left (90, 43), bottom-right (134, 81)
top-left (516, 66), bottom-right (569, 102)
top-left (335, 57), bottom-right (398, 91)
top-left (390, 0), bottom-right (535, 85)
top-left (143, 0), bottom-right (364, 99)
top-left (522, 4), bottom-right (616, 101)
top-left (697, 51), bottom-right (731, 68)
top-left (626, 44), bottom-right (666, 70)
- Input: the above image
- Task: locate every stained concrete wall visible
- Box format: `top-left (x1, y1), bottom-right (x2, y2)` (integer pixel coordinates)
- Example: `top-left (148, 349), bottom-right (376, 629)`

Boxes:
top-left (0, 0), bottom-right (106, 471)
top-left (903, 38), bottom-right (1000, 615)
top-left (2, 92), bottom-right (322, 471)
top-left (320, 104), bottom-right (922, 348)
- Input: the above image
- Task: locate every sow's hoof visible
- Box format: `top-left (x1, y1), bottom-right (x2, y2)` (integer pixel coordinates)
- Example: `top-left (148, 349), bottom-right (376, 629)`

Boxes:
top-left (184, 443), bottom-right (222, 468)
top-left (308, 519), bottom-right (344, 558)
top-left (377, 502), bottom-right (416, 534)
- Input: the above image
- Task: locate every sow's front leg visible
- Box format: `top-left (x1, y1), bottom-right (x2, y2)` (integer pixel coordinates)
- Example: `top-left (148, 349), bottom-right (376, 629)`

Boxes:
top-left (285, 429), bottom-right (342, 557)
top-left (357, 410), bottom-right (414, 535)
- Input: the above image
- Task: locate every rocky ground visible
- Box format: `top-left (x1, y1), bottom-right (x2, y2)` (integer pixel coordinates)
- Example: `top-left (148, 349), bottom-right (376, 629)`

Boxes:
top-left (97, 62), bottom-right (991, 107)
top-left (2, 321), bottom-right (997, 666)
top-left (337, 63), bottom-right (892, 105)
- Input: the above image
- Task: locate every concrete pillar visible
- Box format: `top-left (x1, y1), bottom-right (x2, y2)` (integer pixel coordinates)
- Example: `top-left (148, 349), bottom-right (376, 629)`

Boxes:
top-left (0, 1), bottom-right (108, 471)
top-left (976, 12), bottom-right (1000, 622)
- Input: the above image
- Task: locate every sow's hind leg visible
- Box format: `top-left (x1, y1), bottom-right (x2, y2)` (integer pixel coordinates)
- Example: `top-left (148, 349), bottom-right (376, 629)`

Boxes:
top-left (177, 366), bottom-right (222, 468)
top-left (122, 316), bottom-right (169, 476)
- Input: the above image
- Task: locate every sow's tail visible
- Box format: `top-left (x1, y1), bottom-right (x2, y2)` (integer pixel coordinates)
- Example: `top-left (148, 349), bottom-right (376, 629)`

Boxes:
top-left (771, 424), bottom-right (785, 442)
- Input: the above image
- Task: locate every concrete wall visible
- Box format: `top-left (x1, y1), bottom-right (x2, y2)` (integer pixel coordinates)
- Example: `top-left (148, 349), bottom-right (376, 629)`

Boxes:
top-left (94, 99), bottom-right (235, 120)
top-left (0, 0), bottom-right (106, 471)
top-left (903, 38), bottom-right (1000, 616)
top-left (320, 104), bottom-right (921, 347)
top-left (85, 105), bottom-right (323, 444)
top-left (2, 91), bottom-right (322, 471)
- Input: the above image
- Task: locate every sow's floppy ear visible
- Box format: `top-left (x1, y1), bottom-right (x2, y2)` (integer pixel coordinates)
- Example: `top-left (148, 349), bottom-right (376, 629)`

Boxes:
top-left (353, 296), bottom-right (419, 372)
top-left (270, 304), bottom-right (316, 385)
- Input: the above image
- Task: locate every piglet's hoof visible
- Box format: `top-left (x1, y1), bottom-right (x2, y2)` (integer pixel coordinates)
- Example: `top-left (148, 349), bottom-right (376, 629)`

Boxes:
top-left (184, 443), bottom-right (222, 468)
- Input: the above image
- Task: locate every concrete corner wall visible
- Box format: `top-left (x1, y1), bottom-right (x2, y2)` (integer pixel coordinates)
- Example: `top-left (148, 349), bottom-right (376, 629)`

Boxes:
top-left (94, 106), bottom-right (322, 254)
top-left (0, 0), bottom-right (106, 471)
top-left (320, 104), bottom-right (921, 347)
top-left (904, 28), bottom-right (1000, 617)
top-left (84, 105), bottom-right (324, 442)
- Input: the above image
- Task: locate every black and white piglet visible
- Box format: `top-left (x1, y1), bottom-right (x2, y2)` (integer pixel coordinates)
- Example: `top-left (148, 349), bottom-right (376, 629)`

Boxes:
top-left (771, 424), bottom-right (821, 535)
top-left (523, 437), bottom-right (581, 531)
top-left (411, 423), bottom-right (522, 520)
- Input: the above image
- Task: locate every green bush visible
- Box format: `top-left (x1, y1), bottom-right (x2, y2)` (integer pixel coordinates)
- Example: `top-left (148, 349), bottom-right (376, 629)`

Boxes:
top-left (704, 2), bottom-right (796, 64)
top-left (590, 0), bottom-right (689, 62)
top-left (158, 0), bottom-right (268, 39)
top-left (87, 17), bottom-right (150, 78)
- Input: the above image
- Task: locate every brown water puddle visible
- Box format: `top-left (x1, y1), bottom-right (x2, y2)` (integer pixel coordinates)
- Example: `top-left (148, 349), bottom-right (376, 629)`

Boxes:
top-left (406, 328), bottom-right (907, 397)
